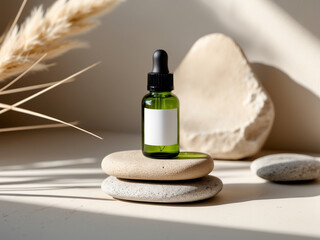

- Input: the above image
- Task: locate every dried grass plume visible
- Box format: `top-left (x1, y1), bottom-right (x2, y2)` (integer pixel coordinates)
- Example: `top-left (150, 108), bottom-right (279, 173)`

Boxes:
top-left (0, 0), bottom-right (121, 138)
top-left (0, 0), bottom-right (120, 82)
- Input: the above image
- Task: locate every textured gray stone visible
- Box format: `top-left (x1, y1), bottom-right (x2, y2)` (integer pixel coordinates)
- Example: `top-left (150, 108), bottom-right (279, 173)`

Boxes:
top-left (101, 176), bottom-right (223, 203)
top-left (251, 153), bottom-right (320, 181)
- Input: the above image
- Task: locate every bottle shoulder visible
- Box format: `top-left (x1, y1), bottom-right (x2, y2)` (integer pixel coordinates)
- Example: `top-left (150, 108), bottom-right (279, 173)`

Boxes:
top-left (170, 93), bottom-right (179, 101)
top-left (142, 91), bottom-right (178, 99)
top-left (142, 91), bottom-right (179, 109)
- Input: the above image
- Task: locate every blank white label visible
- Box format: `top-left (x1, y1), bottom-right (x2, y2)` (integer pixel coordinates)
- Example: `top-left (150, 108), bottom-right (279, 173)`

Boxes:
top-left (144, 108), bottom-right (177, 146)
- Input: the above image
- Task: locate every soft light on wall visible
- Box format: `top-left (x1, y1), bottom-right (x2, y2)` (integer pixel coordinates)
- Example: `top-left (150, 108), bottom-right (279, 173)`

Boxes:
top-left (0, 0), bottom-right (319, 153)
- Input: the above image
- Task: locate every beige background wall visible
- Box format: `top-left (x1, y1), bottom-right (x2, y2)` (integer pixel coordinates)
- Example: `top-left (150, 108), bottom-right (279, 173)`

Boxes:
top-left (0, 0), bottom-right (319, 152)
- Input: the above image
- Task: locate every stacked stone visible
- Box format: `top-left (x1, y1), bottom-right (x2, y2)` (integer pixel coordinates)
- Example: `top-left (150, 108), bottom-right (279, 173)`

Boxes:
top-left (101, 150), bottom-right (223, 203)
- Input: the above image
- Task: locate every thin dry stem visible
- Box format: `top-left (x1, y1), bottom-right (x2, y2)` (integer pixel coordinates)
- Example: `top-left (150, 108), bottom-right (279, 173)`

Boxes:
top-left (0, 0), bottom-right (27, 44)
top-left (0, 79), bottom-right (74, 95)
top-left (0, 62), bottom-right (100, 115)
top-left (0, 121), bottom-right (78, 133)
top-left (5, 0), bottom-right (28, 42)
top-left (0, 0), bottom-right (119, 137)
top-left (0, 54), bottom-right (47, 92)
top-left (0, 102), bottom-right (102, 139)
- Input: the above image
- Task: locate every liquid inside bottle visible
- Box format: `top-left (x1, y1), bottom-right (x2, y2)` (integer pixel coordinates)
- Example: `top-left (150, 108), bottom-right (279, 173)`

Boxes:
top-left (142, 50), bottom-right (179, 158)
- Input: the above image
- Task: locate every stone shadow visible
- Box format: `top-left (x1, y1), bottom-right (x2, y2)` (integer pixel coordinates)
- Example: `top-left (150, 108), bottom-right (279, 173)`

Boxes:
top-left (195, 179), bottom-right (320, 206)
top-left (121, 178), bottom-right (320, 207)
top-left (252, 63), bottom-right (320, 153)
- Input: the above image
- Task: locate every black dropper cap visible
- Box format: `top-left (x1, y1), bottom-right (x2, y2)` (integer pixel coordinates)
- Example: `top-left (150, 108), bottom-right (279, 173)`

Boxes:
top-left (147, 49), bottom-right (173, 92)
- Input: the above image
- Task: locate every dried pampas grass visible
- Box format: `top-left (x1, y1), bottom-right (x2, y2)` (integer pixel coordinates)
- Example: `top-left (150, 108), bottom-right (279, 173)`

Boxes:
top-left (0, 0), bottom-right (120, 81)
top-left (0, 0), bottom-right (121, 138)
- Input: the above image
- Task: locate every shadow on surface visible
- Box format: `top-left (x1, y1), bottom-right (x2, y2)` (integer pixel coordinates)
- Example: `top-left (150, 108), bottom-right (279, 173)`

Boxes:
top-left (0, 173), bottom-right (106, 182)
top-left (0, 192), bottom-right (113, 201)
top-left (128, 179), bottom-right (320, 207)
top-left (195, 180), bottom-right (320, 207)
top-left (274, 0), bottom-right (320, 40)
top-left (0, 199), bottom-right (318, 240)
top-left (0, 185), bottom-right (100, 192)
top-left (0, 129), bottom-right (140, 167)
top-left (213, 164), bottom-right (250, 171)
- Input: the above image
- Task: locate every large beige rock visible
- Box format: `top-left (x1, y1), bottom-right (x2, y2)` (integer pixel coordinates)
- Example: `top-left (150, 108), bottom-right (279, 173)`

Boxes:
top-left (101, 150), bottom-right (213, 181)
top-left (174, 34), bottom-right (275, 159)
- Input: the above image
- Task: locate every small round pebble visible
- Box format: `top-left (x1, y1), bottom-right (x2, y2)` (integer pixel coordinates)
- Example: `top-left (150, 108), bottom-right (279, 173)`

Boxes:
top-left (251, 153), bottom-right (320, 182)
top-left (101, 176), bottom-right (223, 203)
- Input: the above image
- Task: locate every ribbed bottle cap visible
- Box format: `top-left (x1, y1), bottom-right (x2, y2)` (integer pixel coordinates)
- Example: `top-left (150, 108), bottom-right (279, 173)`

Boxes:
top-left (147, 49), bottom-right (173, 92)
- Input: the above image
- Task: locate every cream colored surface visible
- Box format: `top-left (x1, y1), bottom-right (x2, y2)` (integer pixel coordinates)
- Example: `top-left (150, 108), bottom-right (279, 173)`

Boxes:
top-left (0, 130), bottom-right (319, 240)
top-left (102, 150), bottom-right (213, 181)
top-left (175, 34), bottom-right (274, 159)
top-left (1, 0), bottom-right (320, 153)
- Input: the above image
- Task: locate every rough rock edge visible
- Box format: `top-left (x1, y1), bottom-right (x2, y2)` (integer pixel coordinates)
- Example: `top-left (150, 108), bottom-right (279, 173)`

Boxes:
top-left (178, 34), bottom-right (275, 159)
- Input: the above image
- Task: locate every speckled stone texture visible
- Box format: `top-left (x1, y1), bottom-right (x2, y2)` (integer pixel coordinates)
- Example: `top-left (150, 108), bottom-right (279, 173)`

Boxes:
top-left (251, 153), bottom-right (320, 182)
top-left (102, 150), bottom-right (213, 181)
top-left (101, 176), bottom-right (223, 203)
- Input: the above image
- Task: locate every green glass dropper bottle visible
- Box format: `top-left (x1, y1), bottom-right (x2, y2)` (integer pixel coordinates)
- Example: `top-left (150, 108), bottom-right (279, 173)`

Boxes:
top-left (142, 49), bottom-right (180, 158)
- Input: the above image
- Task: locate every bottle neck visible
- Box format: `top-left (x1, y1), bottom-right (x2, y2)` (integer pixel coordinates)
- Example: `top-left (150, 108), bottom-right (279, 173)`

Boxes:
top-left (149, 91), bottom-right (172, 97)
